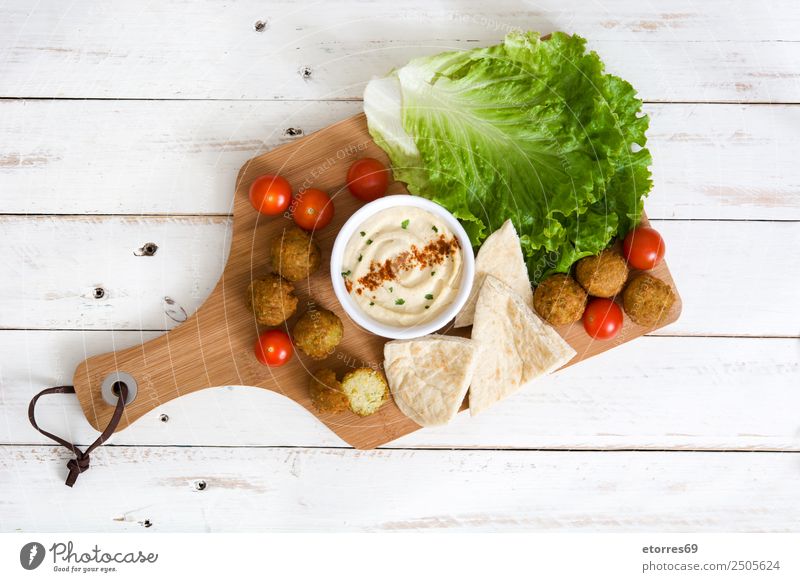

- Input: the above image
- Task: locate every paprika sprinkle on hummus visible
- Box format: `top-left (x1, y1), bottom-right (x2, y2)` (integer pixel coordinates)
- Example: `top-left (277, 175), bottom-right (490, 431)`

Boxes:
top-left (356, 234), bottom-right (460, 293)
top-left (342, 206), bottom-right (463, 326)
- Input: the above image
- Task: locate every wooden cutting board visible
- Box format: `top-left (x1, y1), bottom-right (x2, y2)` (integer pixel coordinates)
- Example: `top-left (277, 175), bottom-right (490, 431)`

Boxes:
top-left (72, 113), bottom-right (681, 449)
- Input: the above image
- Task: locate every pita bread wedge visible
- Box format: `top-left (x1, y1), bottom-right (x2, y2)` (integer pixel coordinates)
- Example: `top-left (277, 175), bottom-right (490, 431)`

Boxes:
top-left (469, 276), bottom-right (576, 416)
top-left (384, 335), bottom-right (477, 427)
top-left (454, 219), bottom-right (533, 328)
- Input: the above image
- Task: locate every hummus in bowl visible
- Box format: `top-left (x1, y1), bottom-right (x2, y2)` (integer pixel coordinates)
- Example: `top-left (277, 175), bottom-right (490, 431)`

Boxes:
top-left (331, 195), bottom-right (475, 339)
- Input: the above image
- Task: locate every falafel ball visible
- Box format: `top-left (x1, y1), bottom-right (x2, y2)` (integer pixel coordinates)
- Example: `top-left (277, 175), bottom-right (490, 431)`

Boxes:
top-left (292, 307), bottom-right (343, 360)
top-left (247, 274), bottom-right (297, 326)
top-left (622, 273), bottom-right (676, 327)
top-left (575, 249), bottom-right (629, 298)
top-left (308, 368), bottom-right (349, 413)
top-left (270, 226), bottom-right (321, 282)
top-left (341, 368), bottom-right (389, 416)
top-left (533, 274), bottom-right (588, 325)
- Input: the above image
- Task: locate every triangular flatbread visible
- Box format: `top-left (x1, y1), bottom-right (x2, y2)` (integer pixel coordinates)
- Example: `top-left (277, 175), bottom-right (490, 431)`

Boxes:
top-left (469, 276), bottom-right (576, 415)
top-left (384, 335), bottom-right (477, 427)
top-left (454, 219), bottom-right (533, 328)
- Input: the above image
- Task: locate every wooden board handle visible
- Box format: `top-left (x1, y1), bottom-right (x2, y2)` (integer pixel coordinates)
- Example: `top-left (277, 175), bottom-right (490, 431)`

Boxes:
top-left (72, 281), bottom-right (255, 432)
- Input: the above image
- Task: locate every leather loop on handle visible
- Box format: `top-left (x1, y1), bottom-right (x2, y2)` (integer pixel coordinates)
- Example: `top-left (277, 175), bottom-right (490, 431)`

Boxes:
top-left (28, 384), bottom-right (128, 487)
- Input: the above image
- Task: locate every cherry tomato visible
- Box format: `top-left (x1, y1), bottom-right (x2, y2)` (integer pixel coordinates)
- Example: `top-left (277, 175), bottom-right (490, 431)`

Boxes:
top-left (291, 188), bottom-right (334, 231)
top-left (582, 298), bottom-right (624, 340)
top-left (346, 158), bottom-right (390, 201)
top-left (623, 226), bottom-right (665, 271)
top-left (254, 329), bottom-right (293, 367)
top-left (249, 174), bottom-right (292, 215)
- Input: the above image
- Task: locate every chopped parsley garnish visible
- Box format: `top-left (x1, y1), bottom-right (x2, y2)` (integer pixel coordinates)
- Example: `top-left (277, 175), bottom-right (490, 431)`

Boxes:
top-left (366, 239), bottom-right (373, 245)
top-left (432, 225), bottom-right (438, 233)
top-left (369, 301), bottom-right (374, 306)
top-left (425, 293), bottom-right (434, 300)
top-left (360, 231), bottom-right (366, 237)
top-left (395, 298), bottom-right (405, 305)
top-left (401, 219), bottom-right (410, 229)
top-left (358, 254), bottom-right (363, 262)
top-left (431, 271), bottom-right (436, 276)
top-left (425, 305), bottom-right (430, 309)
top-left (341, 270), bottom-right (351, 277)
top-left (388, 286), bottom-right (394, 293)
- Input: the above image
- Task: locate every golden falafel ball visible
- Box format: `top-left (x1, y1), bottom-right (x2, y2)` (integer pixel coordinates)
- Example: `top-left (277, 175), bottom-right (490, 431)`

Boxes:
top-left (269, 226), bottom-right (321, 282)
top-left (575, 249), bottom-right (630, 298)
top-left (623, 273), bottom-right (676, 327)
top-left (292, 307), bottom-right (344, 360)
top-left (308, 368), bottom-right (349, 413)
top-left (247, 274), bottom-right (298, 326)
top-left (341, 368), bottom-right (389, 416)
top-left (533, 274), bottom-right (588, 325)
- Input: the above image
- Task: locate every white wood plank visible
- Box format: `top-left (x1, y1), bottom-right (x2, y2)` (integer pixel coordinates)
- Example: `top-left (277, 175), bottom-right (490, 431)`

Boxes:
top-left (1, 1), bottom-right (799, 102)
top-left (0, 215), bottom-right (231, 330)
top-left (1, 217), bottom-right (797, 335)
top-left (2, 331), bottom-right (798, 450)
top-left (654, 220), bottom-right (800, 337)
top-left (647, 104), bottom-right (800, 219)
top-left (2, 100), bottom-right (799, 219)
top-left (2, 446), bottom-right (798, 531)
top-left (0, 100), bottom-right (360, 214)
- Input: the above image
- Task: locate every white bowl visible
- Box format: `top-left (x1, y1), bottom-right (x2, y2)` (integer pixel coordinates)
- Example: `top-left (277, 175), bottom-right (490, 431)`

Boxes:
top-left (330, 195), bottom-right (475, 340)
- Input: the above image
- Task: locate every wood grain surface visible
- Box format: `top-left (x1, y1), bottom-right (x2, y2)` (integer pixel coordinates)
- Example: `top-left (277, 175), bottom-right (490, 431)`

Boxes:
top-left (1, 217), bottom-right (796, 336)
top-left (6, 332), bottom-right (798, 451)
top-left (3, 1), bottom-right (800, 102)
top-left (71, 113), bottom-right (680, 448)
top-left (3, 101), bottom-right (799, 220)
top-left (1, 0), bottom-right (798, 532)
top-left (5, 446), bottom-right (800, 532)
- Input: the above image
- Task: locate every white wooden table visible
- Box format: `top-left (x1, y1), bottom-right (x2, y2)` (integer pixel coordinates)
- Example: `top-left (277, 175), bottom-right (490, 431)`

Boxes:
top-left (1, 1), bottom-right (799, 532)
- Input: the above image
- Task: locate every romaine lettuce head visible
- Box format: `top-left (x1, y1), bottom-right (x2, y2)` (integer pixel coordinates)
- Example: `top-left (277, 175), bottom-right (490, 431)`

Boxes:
top-left (363, 31), bottom-right (652, 283)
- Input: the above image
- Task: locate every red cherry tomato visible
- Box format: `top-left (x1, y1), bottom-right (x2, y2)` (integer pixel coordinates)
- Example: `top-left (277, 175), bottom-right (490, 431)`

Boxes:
top-left (582, 298), bottom-right (624, 340)
top-left (291, 189), bottom-right (334, 231)
top-left (346, 158), bottom-right (390, 201)
top-left (254, 329), bottom-right (293, 367)
top-left (623, 226), bottom-right (665, 270)
top-left (249, 174), bottom-right (292, 215)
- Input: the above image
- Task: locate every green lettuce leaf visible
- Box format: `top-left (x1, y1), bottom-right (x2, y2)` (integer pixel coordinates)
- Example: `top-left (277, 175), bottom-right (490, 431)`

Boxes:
top-left (363, 31), bottom-right (652, 283)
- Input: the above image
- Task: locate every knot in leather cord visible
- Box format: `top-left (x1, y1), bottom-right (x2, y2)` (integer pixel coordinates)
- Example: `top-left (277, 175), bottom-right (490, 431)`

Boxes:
top-left (65, 454), bottom-right (91, 487)
top-left (28, 384), bottom-right (128, 487)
